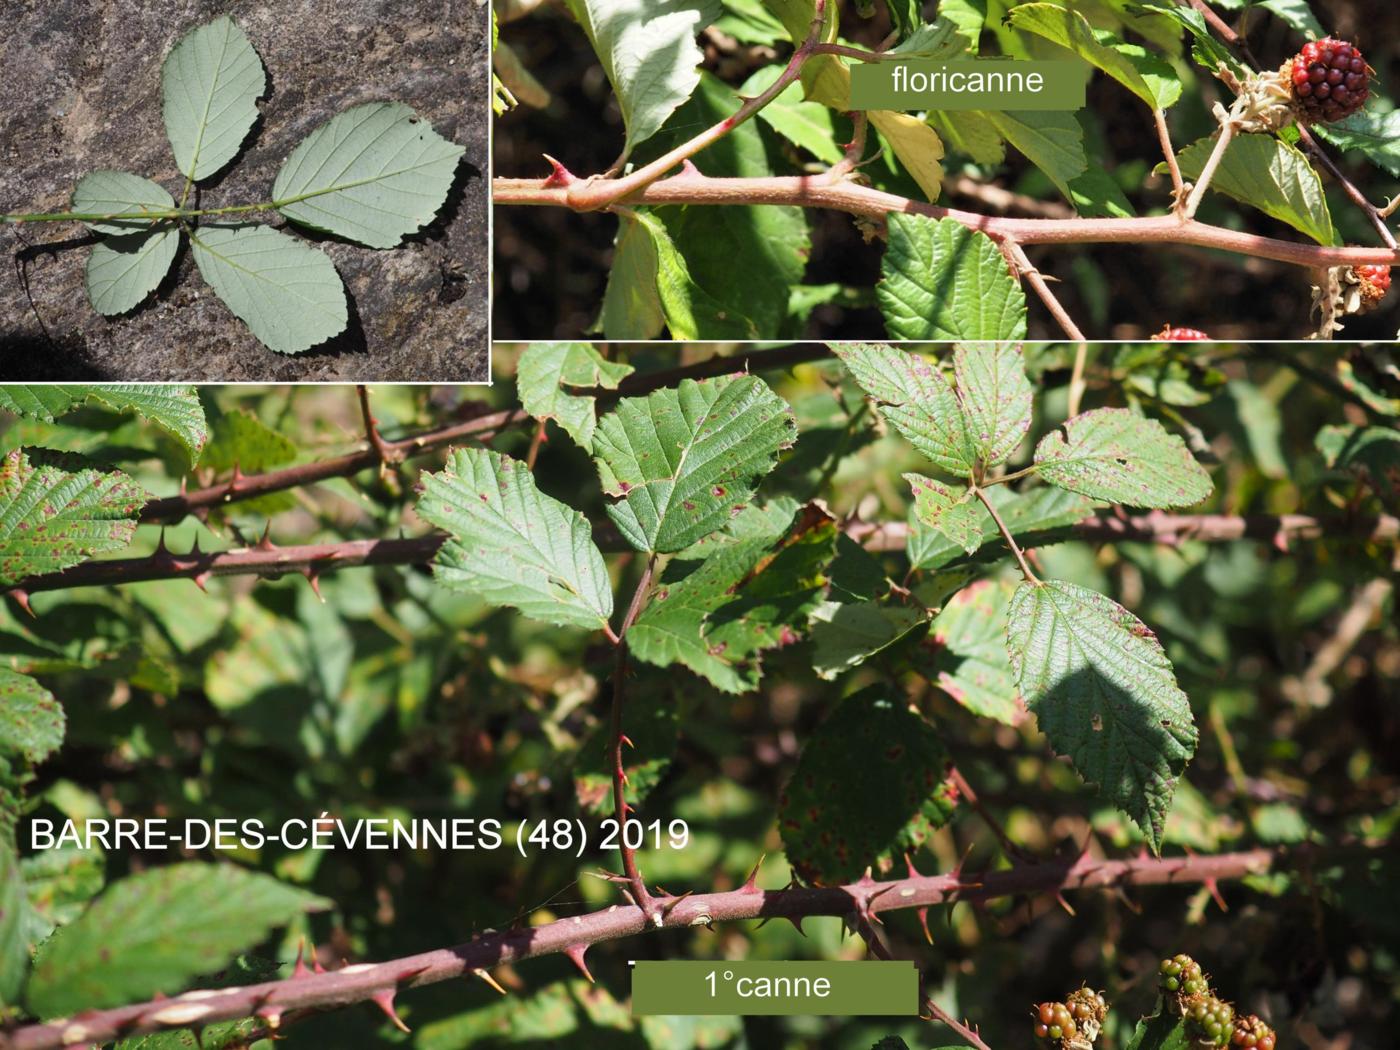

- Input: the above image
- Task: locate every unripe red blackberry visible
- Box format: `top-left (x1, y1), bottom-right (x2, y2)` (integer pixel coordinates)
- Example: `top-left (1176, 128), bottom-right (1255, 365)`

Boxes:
top-left (1353, 264), bottom-right (1391, 310)
top-left (1159, 954), bottom-right (1209, 999)
top-left (1153, 326), bottom-right (1211, 341)
top-left (1184, 994), bottom-right (1236, 1048)
top-left (1289, 38), bottom-right (1371, 123)
top-left (1032, 1001), bottom-right (1077, 1042)
top-left (1231, 1015), bottom-right (1277, 1050)
top-left (1066, 986), bottom-right (1108, 1027)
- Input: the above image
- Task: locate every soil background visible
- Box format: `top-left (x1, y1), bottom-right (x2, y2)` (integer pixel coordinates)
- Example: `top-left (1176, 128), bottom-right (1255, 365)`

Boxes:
top-left (493, 0), bottom-right (1400, 342)
top-left (0, 0), bottom-right (490, 382)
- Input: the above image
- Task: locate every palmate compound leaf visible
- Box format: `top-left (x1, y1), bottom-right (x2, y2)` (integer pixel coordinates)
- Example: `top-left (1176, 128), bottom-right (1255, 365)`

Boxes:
top-left (593, 374), bottom-right (798, 554)
top-left (0, 385), bottom-right (209, 466)
top-left (1033, 408), bottom-right (1213, 508)
top-left (416, 447), bottom-right (614, 632)
top-left (0, 668), bottom-right (64, 763)
top-left (516, 342), bottom-right (635, 451)
top-left (1006, 580), bottom-right (1198, 853)
top-left (562, 0), bottom-right (722, 159)
top-left (779, 687), bottom-right (958, 884)
top-left (189, 224), bottom-right (347, 354)
top-left (161, 16), bottom-right (266, 181)
top-left (272, 102), bottom-right (465, 249)
top-left (629, 502), bottom-right (837, 693)
top-left (0, 449), bottom-right (147, 587)
top-left (25, 863), bottom-right (329, 1019)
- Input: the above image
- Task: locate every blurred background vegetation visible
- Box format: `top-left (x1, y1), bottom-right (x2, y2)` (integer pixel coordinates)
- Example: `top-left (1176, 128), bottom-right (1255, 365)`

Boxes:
top-left (2, 345), bottom-right (1397, 1048)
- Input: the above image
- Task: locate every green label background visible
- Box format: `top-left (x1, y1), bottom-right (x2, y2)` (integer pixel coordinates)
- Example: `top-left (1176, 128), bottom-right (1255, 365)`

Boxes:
top-left (631, 960), bottom-right (919, 1016)
top-left (850, 60), bottom-right (1085, 111)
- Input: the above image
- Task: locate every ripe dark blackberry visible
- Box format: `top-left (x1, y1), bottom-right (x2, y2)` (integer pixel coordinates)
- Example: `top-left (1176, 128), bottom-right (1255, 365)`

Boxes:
top-left (1153, 326), bottom-right (1211, 342)
top-left (1184, 994), bottom-right (1236, 1048)
top-left (1354, 263), bottom-right (1391, 310)
top-left (1032, 1001), bottom-right (1077, 1042)
top-left (1231, 1015), bottom-right (1277, 1050)
top-left (1289, 38), bottom-right (1371, 123)
top-left (1159, 957), bottom-right (1215, 996)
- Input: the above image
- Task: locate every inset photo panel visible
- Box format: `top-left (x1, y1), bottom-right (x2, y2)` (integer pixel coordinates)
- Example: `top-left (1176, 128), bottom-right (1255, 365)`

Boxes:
top-left (492, 1), bottom-right (1398, 343)
top-left (2, 2), bottom-right (489, 382)
top-left (1, 345), bottom-right (1396, 1049)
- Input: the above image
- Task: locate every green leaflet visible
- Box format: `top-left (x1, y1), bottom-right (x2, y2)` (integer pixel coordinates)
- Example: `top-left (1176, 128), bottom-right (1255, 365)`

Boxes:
top-left (808, 601), bottom-right (929, 680)
top-left (0, 669), bottom-right (64, 763)
top-left (189, 225), bottom-right (348, 354)
top-left (25, 863), bottom-right (328, 1019)
top-left (905, 475), bottom-right (983, 555)
top-left (0, 450), bottom-right (147, 587)
top-left (923, 578), bottom-right (1021, 724)
top-left (743, 65), bottom-right (844, 165)
top-left (517, 342), bottom-right (635, 451)
top-left (983, 110), bottom-right (1089, 203)
top-left (1008, 3), bottom-right (1181, 111)
top-left (953, 343), bottom-right (1034, 468)
top-left (417, 447), bottom-right (614, 632)
top-left (85, 229), bottom-right (181, 317)
top-left (161, 16), bottom-right (266, 182)
top-left (272, 102), bottom-right (465, 249)
top-left (1123, 1005), bottom-right (1192, 1050)
top-left (779, 687), bottom-right (958, 884)
top-left (198, 409), bottom-right (296, 473)
top-left (0, 385), bottom-right (208, 465)
top-left (1033, 408), bottom-right (1213, 508)
top-left (1006, 580), bottom-right (1197, 853)
top-left (1316, 110), bottom-right (1400, 178)
top-left (563, 0), bottom-right (721, 158)
top-left (908, 485), bottom-right (1099, 571)
top-left (630, 504), bottom-right (836, 693)
top-left (574, 697), bottom-right (679, 813)
top-left (1171, 133), bottom-right (1335, 245)
top-left (71, 171), bottom-right (176, 237)
top-left (593, 374), bottom-right (797, 553)
top-left (878, 215), bottom-right (1028, 341)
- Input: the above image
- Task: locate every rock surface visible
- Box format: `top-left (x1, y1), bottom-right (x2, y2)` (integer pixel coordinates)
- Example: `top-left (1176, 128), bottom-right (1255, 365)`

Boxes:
top-left (0, 0), bottom-right (489, 381)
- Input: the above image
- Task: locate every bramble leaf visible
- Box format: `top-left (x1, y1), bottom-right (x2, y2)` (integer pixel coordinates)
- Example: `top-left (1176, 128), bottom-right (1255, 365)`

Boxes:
top-left (0, 385), bottom-right (208, 465)
top-left (562, 0), bottom-right (721, 158)
top-left (905, 475), bottom-right (983, 555)
top-left (808, 601), bottom-right (928, 680)
top-left (1123, 1005), bottom-right (1191, 1050)
top-left (1171, 133), bottom-right (1335, 245)
top-left (417, 448), bottom-right (615, 632)
top-left (1315, 110), bottom-right (1400, 178)
top-left (908, 484), bottom-right (1099, 571)
top-left (779, 688), bottom-right (958, 884)
top-left (71, 172), bottom-right (176, 237)
top-left (161, 16), bottom-right (266, 181)
top-left (1006, 580), bottom-right (1198, 852)
top-left (0, 669), bottom-right (64, 763)
top-left (630, 503), bottom-right (835, 692)
top-left (25, 863), bottom-right (328, 1019)
top-left (593, 375), bottom-right (797, 553)
top-left (1033, 408), bottom-right (1213, 508)
top-left (1316, 424), bottom-right (1400, 510)
top-left (0, 842), bottom-right (27, 1007)
top-left (1008, 4), bottom-right (1181, 111)
top-left (0, 450), bottom-right (147, 587)
top-left (879, 215), bottom-right (1028, 341)
top-left (189, 224), bottom-right (347, 354)
top-left (517, 343), bottom-right (635, 451)
top-left (272, 102), bottom-right (465, 249)
top-left (85, 230), bottom-right (181, 317)
top-left (924, 578), bottom-right (1022, 724)
top-left (954, 343), bottom-right (1034, 468)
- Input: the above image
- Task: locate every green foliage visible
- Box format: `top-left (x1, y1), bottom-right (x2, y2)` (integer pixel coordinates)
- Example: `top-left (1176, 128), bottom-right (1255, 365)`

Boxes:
top-left (779, 688), bottom-right (958, 884)
top-left (0, 670), bottom-right (64, 764)
top-left (417, 448), bottom-right (615, 631)
top-left (517, 343), bottom-right (635, 451)
top-left (26, 863), bottom-right (327, 1018)
top-left (593, 375), bottom-right (797, 553)
top-left (160, 17), bottom-right (265, 181)
top-left (0, 386), bottom-right (208, 466)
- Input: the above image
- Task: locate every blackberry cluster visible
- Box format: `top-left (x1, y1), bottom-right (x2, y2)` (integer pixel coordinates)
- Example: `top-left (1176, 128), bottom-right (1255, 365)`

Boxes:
top-left (1033, 1001), bottom-right (1077, 1042)
top-left (1353, 264), bottom-right (1392, 310)
top-left (1153, 326), bottom-right (1211, 341)
top-left (1289, 38), bottom-right (1370, 123)
top-left (1159, 954), bottom-right (1209, 1000)
top-left (1066, 986), bottom-right (1108, 1028)
top-left (1184, 994), bottom-right (1236, 1048)
top-left (1231, 1015), bottom-right (1277, 1050)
